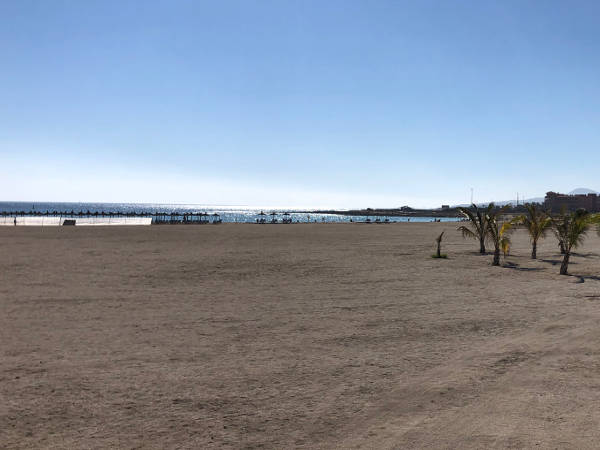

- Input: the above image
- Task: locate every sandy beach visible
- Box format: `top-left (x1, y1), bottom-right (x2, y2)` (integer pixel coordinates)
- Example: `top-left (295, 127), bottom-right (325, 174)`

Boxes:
top-left (2, 223), bottom-right (600, 448)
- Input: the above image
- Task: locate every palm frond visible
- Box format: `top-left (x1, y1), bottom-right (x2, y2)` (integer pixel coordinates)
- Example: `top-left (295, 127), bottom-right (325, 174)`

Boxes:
top-left (500, 235), bottom-right (511, 257)
top-left (457, 225), bottom-right (478, 240)
top-left (457, 204), bottom-right (489, 243)
top-left (500, 221), bottom-right (513, 237)
top-left (436, 231), bottom-right (444, 244)
top-left (520, 204), bottom-right (551, 242)
top-left (457, 207), bottom-right (477, 222)
top-left (550, 209), bottom-right (593, 252)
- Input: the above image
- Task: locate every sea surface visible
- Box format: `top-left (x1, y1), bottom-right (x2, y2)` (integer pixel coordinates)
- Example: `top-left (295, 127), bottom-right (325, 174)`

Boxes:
top-left (0, 202), bottom-right (460, 224)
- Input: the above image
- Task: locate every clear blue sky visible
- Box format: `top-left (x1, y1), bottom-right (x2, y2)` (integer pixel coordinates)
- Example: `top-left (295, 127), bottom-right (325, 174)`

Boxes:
top-left (2, 0), bottom-right (600, 208)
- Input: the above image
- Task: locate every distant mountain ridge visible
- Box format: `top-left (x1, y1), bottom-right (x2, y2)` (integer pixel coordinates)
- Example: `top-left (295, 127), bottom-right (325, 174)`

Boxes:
top-left (568, 188), bottom-right (599, 195)
top-left (453, 188), bottom-right (598, 208)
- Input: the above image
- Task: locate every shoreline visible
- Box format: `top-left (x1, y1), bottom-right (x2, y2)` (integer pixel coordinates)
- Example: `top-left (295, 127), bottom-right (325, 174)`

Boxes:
top-left (303, 208), bottom-right (461, 217)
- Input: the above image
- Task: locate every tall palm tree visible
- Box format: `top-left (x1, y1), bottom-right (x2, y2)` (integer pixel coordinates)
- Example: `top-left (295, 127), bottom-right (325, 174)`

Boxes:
top-left (457, 203), bottom-right (494, 254)
top-left (550, 209), bottom-right (593, 275)
top-left (516, 203), bottom-right (551, 259)
top-left (485, 205), bottom-right (511, 266)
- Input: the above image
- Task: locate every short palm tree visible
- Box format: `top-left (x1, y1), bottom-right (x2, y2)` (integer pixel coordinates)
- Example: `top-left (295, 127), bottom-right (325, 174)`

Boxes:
top-left (486, 205), bottom-right (511, 266)
top-left (435, 231), bottom-right (444, 258)
top-left (457, 203), bottom-right (494, 254)
top-left (550, 212), bottom-right (567, 254)
top-left (516, 203), bottom-right (551, 259)
top-left (501, 226), bottom-right (512, 258)
top-left (550, 209), bottom-right (593, 275)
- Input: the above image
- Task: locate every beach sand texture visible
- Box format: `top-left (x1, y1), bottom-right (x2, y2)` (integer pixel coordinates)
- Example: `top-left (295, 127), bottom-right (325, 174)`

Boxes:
top-left (2, 223), bottom-right (600, 449)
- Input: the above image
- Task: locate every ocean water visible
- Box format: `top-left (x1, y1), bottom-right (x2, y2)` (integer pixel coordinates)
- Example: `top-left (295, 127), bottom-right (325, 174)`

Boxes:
top-left (0, 202), bottom-right (460, 224)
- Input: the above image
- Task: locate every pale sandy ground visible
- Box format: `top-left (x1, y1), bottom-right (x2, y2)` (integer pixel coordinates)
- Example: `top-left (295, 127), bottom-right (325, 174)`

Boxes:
top-left (2, 223), bottom-right (600, 449)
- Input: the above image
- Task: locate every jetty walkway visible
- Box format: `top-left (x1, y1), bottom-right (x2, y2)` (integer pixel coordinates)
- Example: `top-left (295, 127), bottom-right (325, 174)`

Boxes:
top-left (0, 211), bottom-right (222, 226)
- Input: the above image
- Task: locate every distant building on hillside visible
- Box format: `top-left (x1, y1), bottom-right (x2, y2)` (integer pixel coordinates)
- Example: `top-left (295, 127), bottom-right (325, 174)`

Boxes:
top-left (544, 191), bottom-right (599, 212)
top-left (441, 205), bottom-right (450, 210)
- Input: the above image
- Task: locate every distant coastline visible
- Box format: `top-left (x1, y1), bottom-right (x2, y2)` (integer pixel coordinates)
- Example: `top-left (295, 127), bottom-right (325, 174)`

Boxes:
top-left (305, 207), bottom-right (462, 218)
top-left (0, 202), bottom-right (461, 224)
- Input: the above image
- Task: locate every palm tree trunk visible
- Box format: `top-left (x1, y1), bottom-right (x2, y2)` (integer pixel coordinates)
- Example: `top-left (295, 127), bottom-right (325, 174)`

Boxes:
top-left (560, 252), bottom-right (570, 275)
top-left (531, 240), bottom-right (537, 259)
top-left (479, 237), bottom-right (486, 254)
top-left (492, 247), bottom-right (500, 266)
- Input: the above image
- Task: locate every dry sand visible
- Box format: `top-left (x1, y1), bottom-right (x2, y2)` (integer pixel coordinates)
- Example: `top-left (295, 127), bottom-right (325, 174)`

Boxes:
top-left (2, 223), bottom-right (600, 449)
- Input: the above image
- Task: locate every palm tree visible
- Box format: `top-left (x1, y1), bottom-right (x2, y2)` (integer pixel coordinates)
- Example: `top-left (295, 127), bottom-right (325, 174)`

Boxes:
top-left (485, 205), bottom-right (511, 266)
top-left (516, 203), bottom-right (551, 259)
top-left (435, 231), bottom-right (444, 258)
top-left (550, 210), bottom-right (567, 254)
top-left (501, 227), bottom-right (511, 258)
top-left (557, 238), bottom-right (566, 255)
top-left (550, 209), bottom-right (593, 275)
top-left (457, 203), bottom-right (494, 254)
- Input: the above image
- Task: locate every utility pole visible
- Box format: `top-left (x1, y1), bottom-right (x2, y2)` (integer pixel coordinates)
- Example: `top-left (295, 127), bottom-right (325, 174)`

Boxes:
top-left (470, 188), bottom-right (473, 205)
